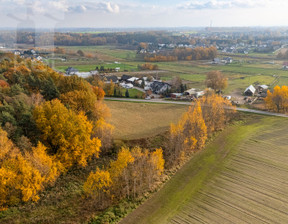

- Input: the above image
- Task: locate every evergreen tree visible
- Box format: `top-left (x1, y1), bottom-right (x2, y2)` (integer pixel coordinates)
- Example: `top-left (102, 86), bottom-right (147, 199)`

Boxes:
top-left (125, 89), bottom-right (130, 98)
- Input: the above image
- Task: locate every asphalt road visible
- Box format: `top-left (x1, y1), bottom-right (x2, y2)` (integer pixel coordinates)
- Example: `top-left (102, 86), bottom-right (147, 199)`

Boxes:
top-left (105, 97), bottom-right (288, 118)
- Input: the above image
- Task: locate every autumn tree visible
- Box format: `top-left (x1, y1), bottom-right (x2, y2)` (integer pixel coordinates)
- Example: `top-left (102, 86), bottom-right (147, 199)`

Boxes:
top-left (84, 146), bottom-right (165, 204)
top-left (205, 71), bottom-right (228, 92)
top-left (0, 129), bottom-right (46, 210)
top-left (93, 118), bottom-right (114, 153)
top-left (170, 76), bottom-right (183, 92)
top-left (200, 93), bottom-right (235, 135)
top-left (60, 90), bottom-right (96, 115)
top-left (265, 85), bottom-right (288, 112)
top-left (83, 168), bottom-right (112, 207)
top-left (33, 99), bottom-right (101, 169)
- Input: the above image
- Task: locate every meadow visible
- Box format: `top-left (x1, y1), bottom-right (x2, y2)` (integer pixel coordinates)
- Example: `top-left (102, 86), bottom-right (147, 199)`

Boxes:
top-left (120, 115), bottom-right (288, 224)
top-left (105, 100), bottom-right (189, 140)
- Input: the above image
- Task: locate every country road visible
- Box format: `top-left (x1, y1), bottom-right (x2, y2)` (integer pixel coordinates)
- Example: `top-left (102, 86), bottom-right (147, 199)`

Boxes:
top-left (105, 97), bottom-right (288, 118)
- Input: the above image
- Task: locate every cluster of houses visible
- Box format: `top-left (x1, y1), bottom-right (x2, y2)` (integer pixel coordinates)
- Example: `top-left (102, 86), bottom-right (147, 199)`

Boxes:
top-left (13, 49), bottom-right (43, 61)
top-left (65, 67), bottom-right (172, 96)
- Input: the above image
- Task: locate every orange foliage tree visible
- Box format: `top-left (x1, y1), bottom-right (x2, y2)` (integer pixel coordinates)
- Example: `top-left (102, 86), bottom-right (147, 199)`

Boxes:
top-left (265, 85), bottom-right (288, 113)
top-left (84, 146), bottom-right (164, 204)
top-left (0, 128), bottom-right (59, 211)
top-left (33, 99), bottom-right (101, 169)
top-left (168, 95), bottom-right (235, 168)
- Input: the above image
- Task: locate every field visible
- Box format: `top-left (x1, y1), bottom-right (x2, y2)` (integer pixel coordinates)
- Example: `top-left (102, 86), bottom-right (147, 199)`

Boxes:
top-left (49, 45), bottom-right (288, 96)
top-left (105, 100), bottom-right (188, 140)
top-left (120, 115), bottom-right (288, 224)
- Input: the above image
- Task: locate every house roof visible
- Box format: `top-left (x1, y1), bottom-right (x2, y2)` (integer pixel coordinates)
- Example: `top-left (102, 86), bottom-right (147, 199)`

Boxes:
top-left (244, 85), bottom-right (256, 94)
top-left (184, 88), bottom-right (196, 95)
top-left (106, 76), bottom-right (118, 83)
top-left (121, 74), bottom-right (132, 81)
top-left (66, 67), bottom-right (79, 74)
top-left (258, 85), bottom-right (268, 89)
top-left (127, 77), bottom-right (139, 82)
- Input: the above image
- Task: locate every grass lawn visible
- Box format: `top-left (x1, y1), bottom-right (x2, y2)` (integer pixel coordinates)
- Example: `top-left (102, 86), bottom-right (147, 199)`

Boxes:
top-left (120, 88), bottom-right (144, 98)
top-left (120, 115), bottom-right (288, 224)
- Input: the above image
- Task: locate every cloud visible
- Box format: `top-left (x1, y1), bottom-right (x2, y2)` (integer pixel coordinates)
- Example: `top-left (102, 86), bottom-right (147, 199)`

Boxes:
top-left (178, 0), bottom-right (270, 10)
top-left (68, 5), bottom-right (87, 13)
top-left (64, 1), bottom-right (120, 13)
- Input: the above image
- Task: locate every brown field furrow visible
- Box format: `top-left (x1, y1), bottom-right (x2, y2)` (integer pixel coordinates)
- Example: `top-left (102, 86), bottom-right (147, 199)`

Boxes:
top-left (180, 198), bottom-right (246, 224)
top-left (210, 179), bottom-right (288, 220)
top-left (218, 171), bottom-right (288, 202)
top-left (220, 169), bottom-right (288, 197)
top-left (235, 146), bottom-right (288, 167)
top-left (178, 206), bottom-right (227, 224)
top-left (196, 191), bottom-right (271, 223)
top-left (187, 196), bottom-right (266, 224)
top-left (239, 141), bottom-right (288, 160)
top-left (238, 149), bottom-right (288, 166)
top-left (171, 212), bottom-right (207, 224)
top-left (225, 162), bottom-right (288, 186)
top-left (230, 155), bottom-right (288, 178)
top-left (226, 164), bottom-right (288, 189)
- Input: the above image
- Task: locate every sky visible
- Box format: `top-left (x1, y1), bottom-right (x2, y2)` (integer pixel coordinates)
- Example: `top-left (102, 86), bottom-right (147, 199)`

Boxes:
top-left (0, 0), bottom-right (288, 29)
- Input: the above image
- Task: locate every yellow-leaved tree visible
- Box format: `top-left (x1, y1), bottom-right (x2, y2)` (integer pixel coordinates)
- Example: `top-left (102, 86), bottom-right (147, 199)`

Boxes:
top-left (83, 168), bottom-right (112, 207)
top-left (0, 128), bottom-right (45, 210)
top-left (265, 85), bottom-right (288, 112)
top-left (84, 146), bottom-right (165, 204)
top-left (33, 99), bottom-right (101, 169)
top-left (200, 93), bottom-right (235, 135)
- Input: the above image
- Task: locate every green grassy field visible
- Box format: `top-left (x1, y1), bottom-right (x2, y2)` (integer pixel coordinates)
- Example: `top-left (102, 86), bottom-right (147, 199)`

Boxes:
top-left (55, 63), bottom-right (137, 73)
top-left (120, 115), bottom-right (288, 224)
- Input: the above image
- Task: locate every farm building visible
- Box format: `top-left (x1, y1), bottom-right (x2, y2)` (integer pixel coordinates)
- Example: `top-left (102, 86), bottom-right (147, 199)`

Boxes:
top-left (65, 67), bottom-right (79, 75)
top-left (223, 57), bottom-right (233, 64)
top-left (184, 88), bottom-right (204, 98)
top-left (258, 85), bottom-right (268, 92)
top-left (244, 85), bottom-right (256, 96)
top-left (184, 88), bottom-right (196, 95)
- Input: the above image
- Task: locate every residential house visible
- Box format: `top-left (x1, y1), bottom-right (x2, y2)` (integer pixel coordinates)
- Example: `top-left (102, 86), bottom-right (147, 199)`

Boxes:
top-left (105, 75), bottom-right (119, 83)
top-left (150, 81), bottom-right (171, 94)
top-left (120, 74), bottom-right (132, 82)
top-left (66, 67), bottom-right (79, 75)
top-left (120, 83), bottom-right (133, 89)
top-left (223, 57), bottom-right (233, 64)
top-left (244, 85), bottom-right (256, 96)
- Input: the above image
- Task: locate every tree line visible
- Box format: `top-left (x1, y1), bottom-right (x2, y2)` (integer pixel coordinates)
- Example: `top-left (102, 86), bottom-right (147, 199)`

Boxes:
top-left (0, 53), bottom-right (112, 210)
top-left (143, 46), bottom-right (217, 62)
top-left (167, 93), bottom-right (235, 167)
